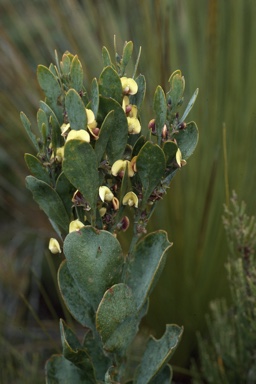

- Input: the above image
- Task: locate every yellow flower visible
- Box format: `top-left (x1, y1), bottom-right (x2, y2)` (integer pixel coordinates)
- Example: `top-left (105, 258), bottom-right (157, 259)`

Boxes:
top-left (85, 108), bottom-right (95, 125)
top-left (66, 129), bottom-right (90, 143)
top-left (99, 186), bottom-right (114, 202)
top-left (121, 77), bottom-right (138, 95)
top-left (176, 148), bottom-right (186, 167)
top-left (61, 123), bottom-right (70, 136)
top-left (49, 238), bottom-right (61, 254)
top-left (111, 159), bottom-right (135, 177)
top-left (122, 191), bottom-right (139, 208)
top-left (127, 116), bottom-right (141, 134)
top-left (69, 219), bottom-right (85, 233)
top-left (55, 146), bottom-right (65, 162)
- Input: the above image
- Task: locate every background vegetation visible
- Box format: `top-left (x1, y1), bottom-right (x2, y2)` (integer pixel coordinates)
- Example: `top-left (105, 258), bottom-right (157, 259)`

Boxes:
top-left (1, 0), bottom-right (256, 382)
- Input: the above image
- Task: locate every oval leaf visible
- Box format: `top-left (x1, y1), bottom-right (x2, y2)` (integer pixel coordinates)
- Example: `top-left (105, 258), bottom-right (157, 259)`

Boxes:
top-left (58, 261), bottom-right (95, 330)
top-left (96, 283), bottom-right (138, 353)
top-left (65, 88), bottom-right (87, 130)
top-left (37, 64), bottom-right (61, 101)
top-left (125, 231), bottom-right (172, 310)
top-left (26, 175), bottom-right (69, 236)
top-left (24, 153), bottom-right (51, 185)
top-left (20, 112), bottom-right (39, 151)
top-left (63, 140), bottom-right (98, 219)
top-left (136, 142), bottom-right (166, 204)
top-left (63, 226), bottom-right (124, 310)
top-left (154, 85), bottom-right (167, 145)
top-left (172, 121), bottom-right (199, 160)
top-left (99, 66), bottom-right (123, 105)
top-left (70, 55), bottom-right (84, 91)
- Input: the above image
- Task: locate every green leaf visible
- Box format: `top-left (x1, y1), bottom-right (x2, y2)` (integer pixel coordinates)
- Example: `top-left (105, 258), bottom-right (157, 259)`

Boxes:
top-left (132, 136), bottom-right (147, 157)
top-left (172, 121), bottom-right (199, 160)
top-left (129, 74), bottom-right (146, 111)
top-left (96, 283), bottom-right (138, 353)
top-left (55, 172), bottom-right (75, 216)
top-left (96, 97), bottom-right (128, 164)
top-left (163, 140), bottom-right (178, 165)
top-left (83, 331), bottom-right (110, 381)
top-left (154, 86), bottom-right (167, 145)
top-left (45, 354), bottom-right (96, 384)
top-left (99, 66), bottom-right (123, 105)
top-left (120, 41), bottom-right (133, 76)
top-left (63, 140), bottom-right (98, 220)
top-left (63, 226), bottom-right (123, 310)
top-left (37, 108), bottom-right (49, 143)
top-left (50, 114), bottom-right (64, 151)
top-left (125, 231), bottom-right (172, 310)
top-left (65, 88), bottom-right (87, 130)
top-left (39, 100), bottom-right (60, 126)
top-left (134, 325), bottom-right (183, 384)
top-left (150, 365), bottom-right (172, 384)
top-left (37, 65), bottom-right (62, 102)
top-left (136, 142), bottom-right (166, 204)
top-left (59, 319), bottom-right (96, 380)
top-left (102, 46), bottom-right (113, 67)
top-left (166, 70), bottom-right (185, 111)
top-left (24, 153), bottom-right (51, 184)
top-left (94, 110), bottom-right (114, 163)
top-left (20, 112), bottom-right (39, 151)
top-left (180, 88), bottom-right (199, 123)
top-left (26, 176), bottom-right (69, 236)
top-left (90, 78), bottom-right (99, 117)
top-left (58, 261), bottom-right (95, 329)
top-left (60, 53), bottom-right (71, 76)
top-left (70, 55), bottom-right (84, 92)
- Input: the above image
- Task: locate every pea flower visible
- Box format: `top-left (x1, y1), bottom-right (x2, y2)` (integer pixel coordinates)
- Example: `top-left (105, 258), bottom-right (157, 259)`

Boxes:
top-left (55, 146), bottom-right (64, 162)
top-left (69, 219), bottom-right (85, 233)
top-left (49, 238), bottom-right (61, 254)
top-left (111, 159), bottom-right (135, 177)
top-left (122, 191), bottom-right (139, 208)
top-left (66, 129), bottom-right (90, 143)
top-left (99, 186), bottom-right (114, 202)
top-left (121, 77), bottom-right (138, 95)
top-left (127, 116), bottom-right (141, 134)
top-left (176, 148), bottom-right (186, 167)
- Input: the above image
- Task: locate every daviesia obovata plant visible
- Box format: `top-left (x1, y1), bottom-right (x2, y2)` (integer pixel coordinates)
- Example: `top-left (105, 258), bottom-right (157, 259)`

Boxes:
top-left (21, 40), bottom-right (199, 383)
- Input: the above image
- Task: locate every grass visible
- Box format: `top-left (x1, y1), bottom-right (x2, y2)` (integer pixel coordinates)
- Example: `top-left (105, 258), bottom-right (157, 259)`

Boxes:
top-left (1, 0), bottom-right (256, 381)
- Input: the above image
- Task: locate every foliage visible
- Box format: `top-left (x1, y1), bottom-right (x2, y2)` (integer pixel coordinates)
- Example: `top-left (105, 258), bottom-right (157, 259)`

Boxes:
top-left (22, 41), bottom-right (198, 383)
top-left (192, 192), bottom-right (256, 383)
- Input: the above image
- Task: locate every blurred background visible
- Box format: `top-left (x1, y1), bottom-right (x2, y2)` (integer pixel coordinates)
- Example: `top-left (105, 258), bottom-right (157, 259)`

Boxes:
top-left (1, 0), bottom-right (256, 382)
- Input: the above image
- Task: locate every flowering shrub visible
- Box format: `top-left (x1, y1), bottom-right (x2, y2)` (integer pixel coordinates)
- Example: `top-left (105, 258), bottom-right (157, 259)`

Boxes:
top-left (21, 40), bottom-right (198, 383)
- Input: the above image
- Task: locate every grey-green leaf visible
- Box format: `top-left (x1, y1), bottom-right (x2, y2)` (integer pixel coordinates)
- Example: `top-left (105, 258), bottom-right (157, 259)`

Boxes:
top-left (99, 66), bottom-right (123, 105)
top-left (63, 226), bottom-right (123, 310)
top-left (96, 283), bottom-right (138, 353)
top-left (24, 153), bottom-right (51, 185)
top-left (70, 55), bottom-right (84, 92)
top-left (136, 142), bottom-right (166, 205)
top-left (37, 64), bottom-right (62, 102)
top-left (63, 140), bottom-right (98, 220)
top-left (172, 121), bottom-right (199, 160)
top-left (45, 354), bottom-right (96, 384)
top-left (125, 231), bottom-right (172, 310)
top-left (154, 85), bottom-right (167, 145)
top-left (134, 325), bottom-right (183, 384)
top-left (65, 88), bottom-right (87, 130)
top-left (20, 112), bottom-right (39, 151)
top-left (26, 175), bottom-right (69, 236)
top-left (58, 261), bottom-right (95, 330)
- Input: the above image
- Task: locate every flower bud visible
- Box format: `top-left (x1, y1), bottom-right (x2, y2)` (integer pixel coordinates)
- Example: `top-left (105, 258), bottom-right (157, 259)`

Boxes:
top-left (112, 196), bottom-right (120, 210)
top-left (49, 238), bottom-right (61, 254)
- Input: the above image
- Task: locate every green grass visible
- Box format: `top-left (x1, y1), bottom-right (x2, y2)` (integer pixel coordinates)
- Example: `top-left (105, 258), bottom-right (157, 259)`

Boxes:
top-left (1, 0), bottom-right (256, 381)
